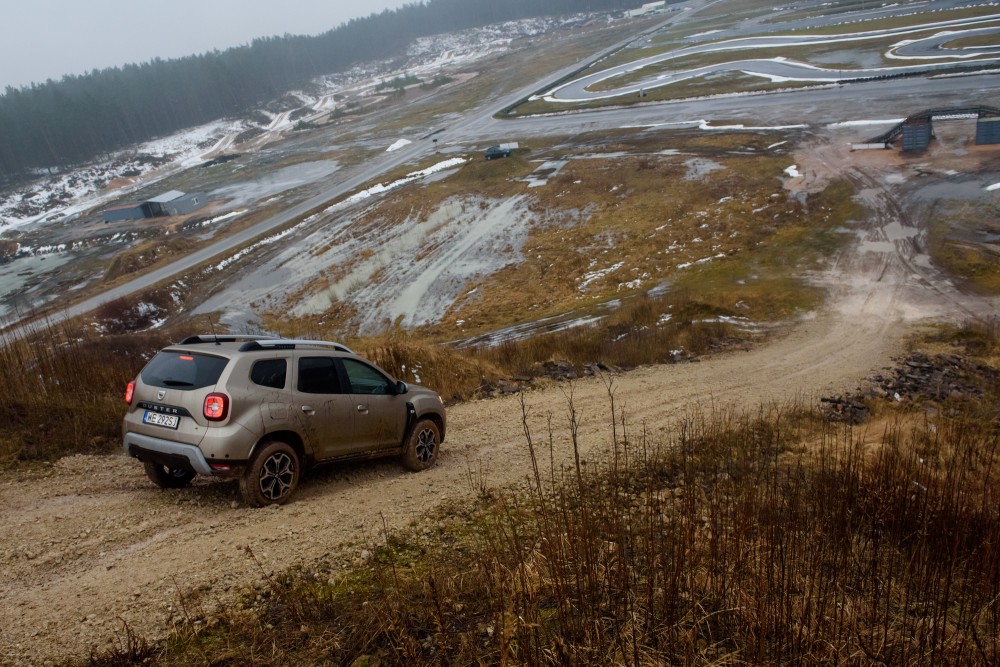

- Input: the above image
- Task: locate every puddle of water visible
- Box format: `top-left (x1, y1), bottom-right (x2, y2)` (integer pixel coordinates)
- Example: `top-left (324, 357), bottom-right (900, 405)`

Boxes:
top-left (810, 49), bottom-right (886, 70)
top-left (198, 195), bottom-right (544, 334)
top-left (524, 160), bottom-right (568, 188)
top-left (883, 220), bottom-right (919, 242)
top-left (913, 181), bottom-right (991, 202)
top-left (369, 196), bottom-right (536, 330)
top-left (210, 160), bottom-right (339, 206)
top-left (452, 299), bottom-right (620, 348)
top-left (0, 253), bottom-right (75, 317)
top-left (422, 168), bottom-right (461, 185)
top-left (684, 158), bottom-right (723, 181)
top-left (860, 241), bottom-right (897, 254)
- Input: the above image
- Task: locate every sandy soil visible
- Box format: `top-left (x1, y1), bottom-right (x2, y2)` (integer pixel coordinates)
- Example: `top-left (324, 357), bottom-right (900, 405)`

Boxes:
top-left (1, 136), bottom-right (997, 665)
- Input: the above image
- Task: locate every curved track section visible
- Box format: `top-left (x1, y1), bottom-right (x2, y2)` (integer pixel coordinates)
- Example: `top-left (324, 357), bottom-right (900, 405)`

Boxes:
top-left (540, 13), bottom-right (1000, 103)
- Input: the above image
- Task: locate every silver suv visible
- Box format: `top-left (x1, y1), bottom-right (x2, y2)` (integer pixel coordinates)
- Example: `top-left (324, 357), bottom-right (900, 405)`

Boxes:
top-left (123, 335), bottom-right (446, 506)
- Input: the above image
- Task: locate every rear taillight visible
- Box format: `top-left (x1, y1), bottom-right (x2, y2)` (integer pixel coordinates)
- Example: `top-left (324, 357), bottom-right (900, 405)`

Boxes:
top-left (125, 381), bottom-right (135, 405)
top-left (203, 393), bottom-right (229, 421)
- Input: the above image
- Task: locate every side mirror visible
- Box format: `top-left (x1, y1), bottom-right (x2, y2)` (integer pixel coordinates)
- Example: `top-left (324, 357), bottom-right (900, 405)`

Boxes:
top-left (395, 380), bottom-right (408, 395)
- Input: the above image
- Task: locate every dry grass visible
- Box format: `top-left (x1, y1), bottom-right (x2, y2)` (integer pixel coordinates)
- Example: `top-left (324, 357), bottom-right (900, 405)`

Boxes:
top-left (359, 335), bottom-right (505, 402)
top-left (932, 241), bottom-right (1000, 294)
top-left (103, 238), bottom-right (199, 281)
top-left (272, 130), bottom-right (839, 343)
top-left (926, 208), bottom-right (1000, 295)
top-left (84, 386), bottom-right (1000, 666)
top-left (429, 145), bottom-right (827, 338)
top-left (923, 317), bottom-right (1000, 369)
top-left (944, 32), bottom-right (1000, 49)
top-left (0, 322), bottom-right (172, 467)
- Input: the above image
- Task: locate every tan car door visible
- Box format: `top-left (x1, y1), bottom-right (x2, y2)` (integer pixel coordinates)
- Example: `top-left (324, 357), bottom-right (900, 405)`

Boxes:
top-left (291, 355), bottom-right (358, 459)
top-left (339, 358), bottom-right (408, 451)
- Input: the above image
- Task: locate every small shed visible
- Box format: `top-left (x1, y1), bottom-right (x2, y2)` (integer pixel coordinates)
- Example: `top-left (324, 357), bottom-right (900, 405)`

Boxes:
top-left (103, 203), bottom-right (146, 223)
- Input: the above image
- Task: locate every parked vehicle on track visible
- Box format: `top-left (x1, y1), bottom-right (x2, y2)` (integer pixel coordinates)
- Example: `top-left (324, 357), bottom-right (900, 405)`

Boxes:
top-left (123, 335), bottom-right (445, 506)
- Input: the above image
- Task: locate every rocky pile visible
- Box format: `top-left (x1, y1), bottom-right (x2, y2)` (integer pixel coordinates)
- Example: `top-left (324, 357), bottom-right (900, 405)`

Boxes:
top-left (822, 351), bottom-right (1000, 424)
top-left (869, 352), bottom-right (999, 402)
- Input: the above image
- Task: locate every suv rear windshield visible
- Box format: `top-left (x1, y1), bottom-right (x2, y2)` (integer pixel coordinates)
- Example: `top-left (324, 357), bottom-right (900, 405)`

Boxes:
top-left (141, 351), bottom-right (229, 390)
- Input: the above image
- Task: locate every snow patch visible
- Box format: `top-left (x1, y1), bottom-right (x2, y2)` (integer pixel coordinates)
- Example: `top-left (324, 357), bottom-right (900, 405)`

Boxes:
top-left (677, 253), bottom-right (726, 270)
top-left (828, 118), bottom-right (906, 128)
top-left (328, 158), bottom-right (467, 211)
top-left (191, 209), bottom-right (247, 227)
top-left (579, 262), bottom-right (625, 291)
top-left (387, 139), bottom-right (412, 152)
top-left (213, 228), bottom-right (296, 272)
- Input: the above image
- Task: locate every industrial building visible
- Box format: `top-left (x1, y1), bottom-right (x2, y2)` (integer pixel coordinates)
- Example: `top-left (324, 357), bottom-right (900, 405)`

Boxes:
top-left (102, 203), bottom-right (146, 223)
top-left (857, 106), bottom-right (1000, 152)
top-left (103, 190), bottom-right (207, 223)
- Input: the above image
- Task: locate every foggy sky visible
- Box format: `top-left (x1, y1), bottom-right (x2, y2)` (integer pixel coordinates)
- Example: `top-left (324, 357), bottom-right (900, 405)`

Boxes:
top-left (1, 0), bottom-right (411, 89)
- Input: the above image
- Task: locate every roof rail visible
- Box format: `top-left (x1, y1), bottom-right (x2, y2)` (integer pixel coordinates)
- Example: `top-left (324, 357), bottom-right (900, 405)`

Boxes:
top-left (238, 339), bottom-right (354, 353)
top-left (179, 334), bottom-right (275, 345)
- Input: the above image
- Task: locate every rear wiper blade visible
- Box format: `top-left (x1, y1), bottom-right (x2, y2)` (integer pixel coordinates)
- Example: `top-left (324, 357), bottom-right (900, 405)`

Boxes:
top-left (161, 379), bottom-right (194, 387)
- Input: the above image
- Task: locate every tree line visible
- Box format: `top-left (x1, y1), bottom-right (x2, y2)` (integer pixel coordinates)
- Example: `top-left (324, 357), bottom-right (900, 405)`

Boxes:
top-left (0, 0), bottom-right (641, 186)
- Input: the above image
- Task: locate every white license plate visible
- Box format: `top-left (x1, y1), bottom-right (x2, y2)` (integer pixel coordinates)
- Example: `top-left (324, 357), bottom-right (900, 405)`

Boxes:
top-left (143, 411), bottom-right (179, 429)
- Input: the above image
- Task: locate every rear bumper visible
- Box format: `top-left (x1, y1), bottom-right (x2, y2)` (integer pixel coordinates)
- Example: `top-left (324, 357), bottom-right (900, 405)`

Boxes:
top-left (124, 432), bottom-right (213, 475)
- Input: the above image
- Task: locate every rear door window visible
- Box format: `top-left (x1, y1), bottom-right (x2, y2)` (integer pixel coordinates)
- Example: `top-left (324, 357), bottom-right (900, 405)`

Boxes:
top-left (141, 351), bottom-right (229, 390)
top-left (297, 357), bottom-right (344, 394)
top-left (251, 359), bottom-right (287, 389)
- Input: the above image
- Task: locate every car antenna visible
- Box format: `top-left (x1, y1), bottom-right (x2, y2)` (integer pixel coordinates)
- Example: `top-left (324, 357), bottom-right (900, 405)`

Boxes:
top-left (207, 316), bottom-right (220, 344)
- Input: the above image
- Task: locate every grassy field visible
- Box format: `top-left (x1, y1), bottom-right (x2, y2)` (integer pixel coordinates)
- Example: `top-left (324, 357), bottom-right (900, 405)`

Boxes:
top-left (927, 207), bottom-right (1000, 295)
top-left (82, 319), bottom-right (1000, 665)
top-left (240, 129), bottom-right (848, 351)
top-left (943, 31), bottom-right (1000, 49)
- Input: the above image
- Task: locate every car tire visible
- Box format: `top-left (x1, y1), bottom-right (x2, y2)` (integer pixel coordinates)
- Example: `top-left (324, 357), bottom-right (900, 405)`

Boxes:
top-left (402, 419), bottom-right (440, 471)
top-left (143, 461), bottom-right (196, 489)
top-left (240, 441), bottom-right (300, 507)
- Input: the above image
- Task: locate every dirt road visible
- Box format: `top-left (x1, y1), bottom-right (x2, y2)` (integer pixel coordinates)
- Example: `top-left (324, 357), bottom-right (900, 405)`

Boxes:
top-left (1, 139), bottom-right (995, 665)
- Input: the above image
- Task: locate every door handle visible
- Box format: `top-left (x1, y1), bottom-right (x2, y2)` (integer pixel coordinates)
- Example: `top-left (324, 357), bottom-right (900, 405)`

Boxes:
top-left (301, 405), bottom-right (315, 415)
top-left (356, 404), bottom-right (368, 413)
